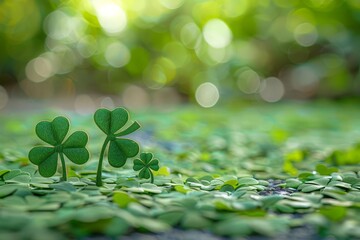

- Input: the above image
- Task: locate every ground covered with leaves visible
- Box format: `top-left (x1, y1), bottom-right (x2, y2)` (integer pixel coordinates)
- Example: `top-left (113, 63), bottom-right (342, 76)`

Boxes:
top-left (0, 102), bottom-right (359, 239)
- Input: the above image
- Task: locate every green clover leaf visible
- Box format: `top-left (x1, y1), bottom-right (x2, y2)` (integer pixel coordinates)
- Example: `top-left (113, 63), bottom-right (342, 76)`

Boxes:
top-left (28, 116), bottom-right (89, 181)
top-left (94, 107), bottom-right (140, 186)
top-left (133, 152), bottom-right (160, 183)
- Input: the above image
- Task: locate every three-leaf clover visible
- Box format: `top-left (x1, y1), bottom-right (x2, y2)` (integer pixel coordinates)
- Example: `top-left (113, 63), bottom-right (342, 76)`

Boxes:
top-left (94, 107), bottom-right (140, 186)
top-left (133, 152), bottom-right (159, 183)
top-left (28, 116), bottom-right (89, 181)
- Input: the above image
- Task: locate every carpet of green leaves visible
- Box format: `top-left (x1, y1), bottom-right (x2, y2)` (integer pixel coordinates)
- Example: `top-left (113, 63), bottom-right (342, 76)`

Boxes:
top-left (0, 102), bottom-right (360, 239)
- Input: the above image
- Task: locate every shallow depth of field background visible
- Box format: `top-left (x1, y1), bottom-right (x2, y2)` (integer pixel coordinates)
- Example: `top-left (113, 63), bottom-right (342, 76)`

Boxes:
top-left (1, 2), bottom-right (360, 239)
top-left (0, 0), bottom-right (360, 112)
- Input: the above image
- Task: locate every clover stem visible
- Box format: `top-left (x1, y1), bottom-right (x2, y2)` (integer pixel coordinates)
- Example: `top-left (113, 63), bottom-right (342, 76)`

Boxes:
top-left (150, 171), bottom-right (154, 184)
top-left (96, 138), bottom-right (110, 186)
top-left (59, 152), bottom-right (67, 181)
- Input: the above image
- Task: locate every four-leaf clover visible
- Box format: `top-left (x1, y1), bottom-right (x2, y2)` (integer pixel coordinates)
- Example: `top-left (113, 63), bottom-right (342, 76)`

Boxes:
top-left (133, 152), bottom-right (160, 183)
top-left (28, 116), bottom-right (89, 181)
top-left (94, 108), bottom-right (140, 186)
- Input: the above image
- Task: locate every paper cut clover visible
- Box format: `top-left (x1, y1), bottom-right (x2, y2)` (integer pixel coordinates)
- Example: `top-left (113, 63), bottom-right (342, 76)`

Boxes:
top-left (133, 152), bottom-right (159, 183)
top-left (94, 107), bottom-right (140, 186)
top-left (28, 116), bottom-right (89, 181)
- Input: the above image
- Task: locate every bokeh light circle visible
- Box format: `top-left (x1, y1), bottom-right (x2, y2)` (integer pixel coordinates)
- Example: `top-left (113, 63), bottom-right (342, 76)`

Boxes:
top-left (195, 82), bottom-right (220, 108)
top-left (290, 65), bottom-right (320, 92)
top-left (25, 57), bottom-right (54, 83)
top-left (181, 22), bottom-right (201, 49)
top-left (159, 0), bottom-right (184, 9)
top-left (294, 22), bottom-right (318, 47)
top-left (203, 19), bottom-right (232, 49)
top-left (105, 42), bottom-right (131, 68)
top-left (94, 1), bottom-right (127, 35)
top-left (259, 77), bottom-right (285, 102)
top-left (236, 68), bottom-right (261, 94)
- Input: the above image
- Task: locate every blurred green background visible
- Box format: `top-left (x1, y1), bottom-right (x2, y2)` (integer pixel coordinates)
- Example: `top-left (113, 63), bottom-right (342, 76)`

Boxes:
top-left (1, 0), bottom-right (360, 111)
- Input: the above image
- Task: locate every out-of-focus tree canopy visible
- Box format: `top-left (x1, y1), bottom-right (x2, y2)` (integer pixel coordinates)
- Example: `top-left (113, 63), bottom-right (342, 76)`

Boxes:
top-left (0, 0), bottom-right (360, 106)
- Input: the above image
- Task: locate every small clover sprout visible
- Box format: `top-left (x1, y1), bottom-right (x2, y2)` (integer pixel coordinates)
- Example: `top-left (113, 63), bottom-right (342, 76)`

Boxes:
top-left (28, 116), bottom-right (89, 181)
top-left (94, 107), bottom-right (140, 186)
top-left (133, 152), bottom-right (160, 183)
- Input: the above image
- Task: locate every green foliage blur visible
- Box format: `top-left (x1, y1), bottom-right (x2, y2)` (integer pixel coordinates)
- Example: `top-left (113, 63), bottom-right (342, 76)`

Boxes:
top-left (0, 0), bottom-right (360, 103)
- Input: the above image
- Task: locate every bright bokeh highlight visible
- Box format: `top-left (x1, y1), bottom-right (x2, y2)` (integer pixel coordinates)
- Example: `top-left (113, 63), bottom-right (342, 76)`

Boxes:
top-left (195, 82), bottom-right (220, 108)
top-left (203, 19), bottom-right (232, 49)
